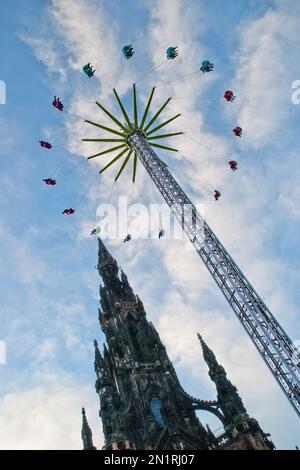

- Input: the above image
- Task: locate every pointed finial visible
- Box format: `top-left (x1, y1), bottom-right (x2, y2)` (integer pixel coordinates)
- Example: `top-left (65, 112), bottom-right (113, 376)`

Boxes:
top-left (197, 332), bottom-right (218, 369)
top-left (103, 343), bottom-right (109, 357)
top-left (98, 237), bottom-right (113, 261)
top-left (94, 339), bottom-right (103, 362)
top-left (197, 332), bottom-right (206, 350)
top-left (82, 407), bottom-right (89, 424)
top-left (197, 332), bottom-right (208, 348)
top-left (97, 237), bottom-right (119, 280)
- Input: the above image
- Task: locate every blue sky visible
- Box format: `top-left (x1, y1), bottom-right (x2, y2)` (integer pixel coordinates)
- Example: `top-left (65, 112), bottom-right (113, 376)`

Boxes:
top-left (0, 0), bottom-right (300, 449)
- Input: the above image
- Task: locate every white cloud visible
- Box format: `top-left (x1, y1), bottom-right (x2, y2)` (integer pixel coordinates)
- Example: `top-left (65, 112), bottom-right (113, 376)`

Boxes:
top-left (0, 378), bottom-right (103, 450)
top-left (278, 164), bottom-right (300, 219)
top-left (231, 2), bottom-right (300, 146)
top-left (21, 35), bottom-right (66, 78)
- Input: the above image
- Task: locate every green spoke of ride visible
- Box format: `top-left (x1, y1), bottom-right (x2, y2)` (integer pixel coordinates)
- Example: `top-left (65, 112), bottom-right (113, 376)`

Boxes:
top-left (84, 86), bottom-right (182, 181)
top-left (83, 138), bottom-right (126, 143)
top-left (143, 97), bottom-right (171, 132)
top-left (88, 143), bottom-right (127, 160)
top-left (133, 84), bottom-right (138, 128)
top-left (115, 149), bottom-right (133, 181)
top-left (139, 87), bottom-right (156, 129)
top-left (84, 120), bottom-right (125, 137)
top-left (149, 142), bottom-right (178, 152)
top-left (147, 132), bottom-right (183, 141)
top-left (113, 89), bottom-right (133, 130)
top-left (146, 114), bottom-right (181, 136)
top-left (96, 101), bottom-right (128, 132)
top-left (100, 147), bottom-right (129, 174)
top-left (132, 153), bottom-right (138, 183)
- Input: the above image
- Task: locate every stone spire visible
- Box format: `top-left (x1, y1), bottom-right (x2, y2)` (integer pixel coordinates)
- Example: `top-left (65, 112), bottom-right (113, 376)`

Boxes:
top-left (197, 333), bottom-right (247, 425)
top-left (98, 237), bottom-right (116, 267)
top-left (97, 238), bottom-right (119, 279)
top-left (97, 238), bottom-right (124, 304)
top-left (94, 339), bottom-right (111, 390)
top-left (197, 333), bottom-right (220, 373)
top-left (81, 408), bottom-right (96, 450)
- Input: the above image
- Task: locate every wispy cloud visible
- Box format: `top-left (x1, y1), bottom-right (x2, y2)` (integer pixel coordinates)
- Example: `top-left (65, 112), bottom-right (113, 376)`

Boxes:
top-left (0, 372), bottom-right (102, 450)
top-left (231, 0), bottom-right (300, 146)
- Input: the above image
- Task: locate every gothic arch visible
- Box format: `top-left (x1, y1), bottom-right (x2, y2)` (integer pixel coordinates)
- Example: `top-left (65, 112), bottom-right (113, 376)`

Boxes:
top-left (192, 403), bottom-right (225, 425)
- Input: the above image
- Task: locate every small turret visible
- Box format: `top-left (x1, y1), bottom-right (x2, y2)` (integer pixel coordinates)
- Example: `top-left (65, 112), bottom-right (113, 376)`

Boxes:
top-left (120, 269), bottom-right (134, 299)
top-left (197, 333), bottom-right (247, 424)
top-left (81, 408), bottom-right (96, 450)
top-left (94, 339), bottom-right (103, 376)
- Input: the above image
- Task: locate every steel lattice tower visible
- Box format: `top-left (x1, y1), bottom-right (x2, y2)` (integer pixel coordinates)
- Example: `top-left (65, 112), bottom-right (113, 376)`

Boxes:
top-left (83, 85), bottom-right (300, 418)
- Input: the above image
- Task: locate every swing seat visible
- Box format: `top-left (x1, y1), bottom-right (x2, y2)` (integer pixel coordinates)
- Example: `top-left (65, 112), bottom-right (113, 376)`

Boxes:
top-left (200, 60), bottom-right (214, 73)
top-left (229, 160), bottom-right (238, 171)
top-left (83, 64), bottom-right (95, 78)
top-left (166, 47), bottom-right (178, 59)
top-left (43, 178), bottom-right (56, 186)
top-left (63, 208), bottom-right (75, 215)
top-left (224, 90), bottom-right (235, 102)
top-left (233, 127), bottom-right (242, 137)
top-left (53, 100), bottom-right (64, 111)
top-left (122, 45), bottom-right (134, 59)
top-left (40, 141), bottom-right (52, 149)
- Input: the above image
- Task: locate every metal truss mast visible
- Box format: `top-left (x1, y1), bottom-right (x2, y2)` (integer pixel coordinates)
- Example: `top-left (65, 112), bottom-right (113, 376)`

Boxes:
top-left (127, 131), bottom-right (300, 418)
